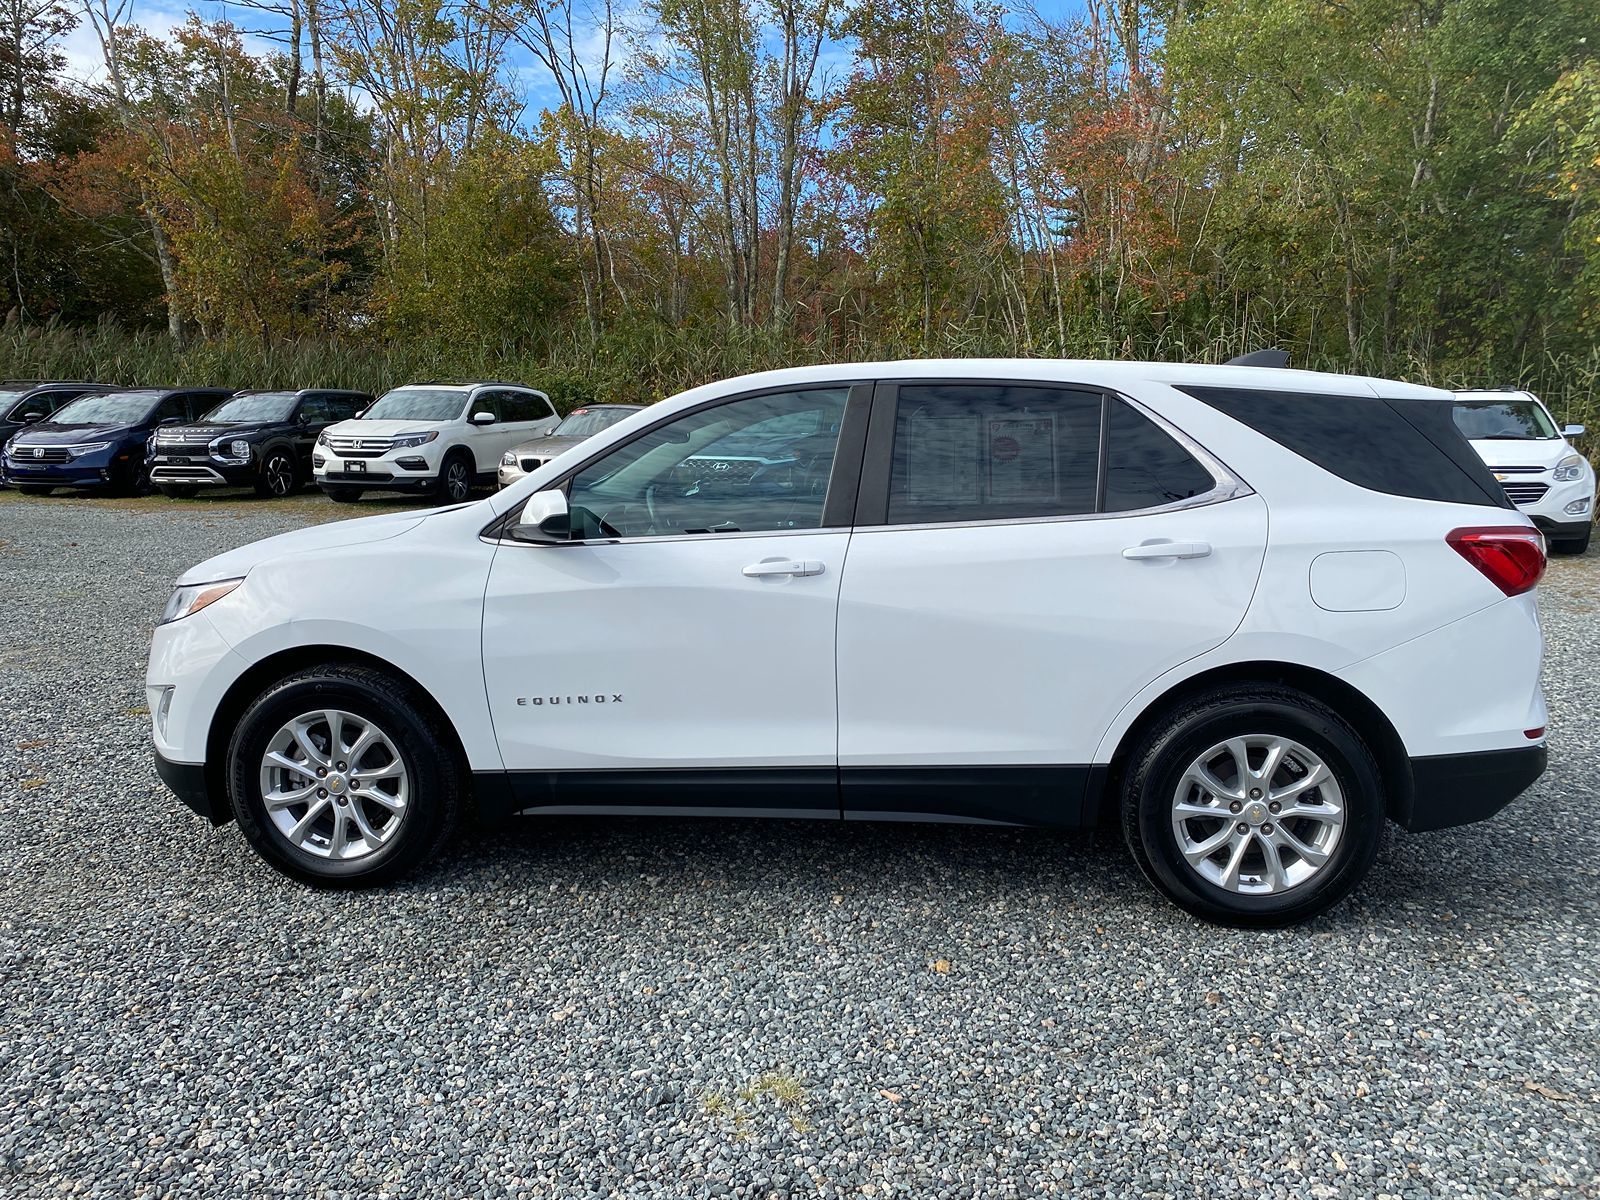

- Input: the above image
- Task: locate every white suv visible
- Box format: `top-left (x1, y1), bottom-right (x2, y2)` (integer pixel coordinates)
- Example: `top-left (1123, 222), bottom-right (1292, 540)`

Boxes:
top-left (148, 360), bottom-right (1549, 925)
top-left (313, 381), bottom-right (558, 503)
top-left (1451, 389), bottom-right (1594, 555)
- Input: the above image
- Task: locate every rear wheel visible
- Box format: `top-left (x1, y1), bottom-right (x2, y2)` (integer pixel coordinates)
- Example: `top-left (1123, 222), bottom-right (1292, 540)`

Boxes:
top-left (15, 485), bottom-right (52, 496)
top-left (256, 448), bottom-right (297, 498)
top-left (158, 484), bottom-right (200, 499)
top-left (1122, 685), bottom-right (1384, 927)
top-left (437, 450), bottom-right (474, 503)
top-left (324, 486), bottom-right (363, 503)
top-left (226, 664), bottom-right (462, 886)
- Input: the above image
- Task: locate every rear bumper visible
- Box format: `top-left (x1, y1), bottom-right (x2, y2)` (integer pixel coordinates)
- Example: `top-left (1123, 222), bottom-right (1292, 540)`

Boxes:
top-left (154, 749), bottom-right (229, 825)
top-left (1400, 744), bottom-right (1547, 832)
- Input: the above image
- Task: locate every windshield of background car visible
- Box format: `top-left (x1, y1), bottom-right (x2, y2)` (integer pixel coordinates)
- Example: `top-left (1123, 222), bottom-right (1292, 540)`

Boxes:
top-left (0, 390), bottom-right (27, 416)
top-left (1451, 400), bottom-right (1558, 440)
top-left (48, 390), bottom-right (162, 425)
top-left (201, 392), bottom-right (297, 423)
top-left (554, 407), bottom-right (640, 437)
top-left (363, 388), bottom-right (468, 422)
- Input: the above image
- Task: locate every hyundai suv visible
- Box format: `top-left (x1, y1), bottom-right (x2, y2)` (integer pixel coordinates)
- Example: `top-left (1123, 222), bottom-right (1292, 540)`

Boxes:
top-left (3, 386), bottom-right (233, 495)
top-left (313, 381), bottom-right (558, 503)
top-left (150, 389), bottom-right (371, 498)
top-left (147, 361), bottom-right (1549, 926)
top-left (1451, 389), bottom-right (1594, 554)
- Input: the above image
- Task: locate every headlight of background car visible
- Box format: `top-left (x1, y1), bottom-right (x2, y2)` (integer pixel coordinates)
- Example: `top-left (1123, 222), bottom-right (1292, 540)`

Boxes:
top-left (391, 431), bottom-right (439, 449)
top-left (501, 451), bottom-right (516, 467)
top-left (1552, 454), bottom-right (1587, 482)
top-left (316, 430), bottom-right (329, 446)
top-left (67, 441), bottom-right (113, 457)
top-left (160, 578), bottom-right (243, 625)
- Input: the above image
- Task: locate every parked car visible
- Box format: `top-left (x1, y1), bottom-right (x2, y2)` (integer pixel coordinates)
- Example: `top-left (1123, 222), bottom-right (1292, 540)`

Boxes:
top-left (148, 360), bottom-right (1548, 926)
top-left (498, 404), bottom-right (646, 488)
top-left (1451, 389), bottom-right (1594, 554)
top-left (2, 386), bottom-right (233, 495)
top-left (313, 381), bottom-right (559, 503)
top-left (149, 389), bottom-right (372, 499)
top-left (0, 382), bottom-right (121, 452)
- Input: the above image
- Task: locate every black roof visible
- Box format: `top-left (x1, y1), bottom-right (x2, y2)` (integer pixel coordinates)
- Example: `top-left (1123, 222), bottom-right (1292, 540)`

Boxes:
top-left (3, 380), bottom-right (115, 390)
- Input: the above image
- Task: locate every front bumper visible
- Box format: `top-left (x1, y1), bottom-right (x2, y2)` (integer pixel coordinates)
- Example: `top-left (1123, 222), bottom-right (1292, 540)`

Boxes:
top-left (149, 454), bottom-right (257, 487)
top-left (317, 469), bottom-right (439, 492)
top-left (1, 451), bottom-right (124, 488)
top-left (1400, 744), bottom-right (1547, 832)
top-left (315, 449), bottom-right (439, 492)
top-left (497, 462), bottom-right (529, 489)
top-left (155, 749), bottom-right (227, 824)
top-left (1527, 514), bottom-right (1594, 542)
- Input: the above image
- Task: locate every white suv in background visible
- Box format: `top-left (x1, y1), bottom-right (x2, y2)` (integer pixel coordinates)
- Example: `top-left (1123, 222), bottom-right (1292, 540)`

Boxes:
top-left (1451, 389), bottom-right (1594, 554)
top-left (314, 381), bottom-right (558, 503)
top-left (149, 360), bottom-right (1550, 926)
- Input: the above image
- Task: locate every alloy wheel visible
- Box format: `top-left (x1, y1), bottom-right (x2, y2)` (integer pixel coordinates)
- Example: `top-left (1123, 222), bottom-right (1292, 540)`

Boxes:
top-left (444, 460), bottom-right (470, 502)
top-left (1170, 734), bottom-right (1345, 895)
top-left (264, 452), bottom-right (294, 496)
top-left (258, 708), bottom-right (409, 861)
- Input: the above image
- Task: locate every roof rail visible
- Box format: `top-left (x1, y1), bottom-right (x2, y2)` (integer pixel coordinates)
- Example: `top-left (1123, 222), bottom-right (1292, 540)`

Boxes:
top-left (1224, 349), bottom-right (1291, 368)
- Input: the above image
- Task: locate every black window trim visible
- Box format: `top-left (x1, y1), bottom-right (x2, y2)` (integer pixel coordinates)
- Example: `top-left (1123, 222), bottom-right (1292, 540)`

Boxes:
top-left (852, 377), bottom-right (1251, 532)
top-left (480, 380), bottom-right (876, 545)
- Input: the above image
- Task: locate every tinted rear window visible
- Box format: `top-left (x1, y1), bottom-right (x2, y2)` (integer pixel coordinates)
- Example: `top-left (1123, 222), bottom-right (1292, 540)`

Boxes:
top-left (1104, 400), bottom-right (1217, 511)
top-left (1180, 386), bottom-right (1510, 509)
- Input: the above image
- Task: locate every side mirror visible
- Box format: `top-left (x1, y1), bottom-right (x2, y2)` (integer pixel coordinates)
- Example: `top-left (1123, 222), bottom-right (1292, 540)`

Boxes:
top-left (159, 416), bottom-right (183, 425)
top-left (21, 411), bottom-right (43, 423)
top-left (1563, 424), bottom-right (1586, 438)
top-left (471, 411), bottom-right (497, 425)
top-left (510, 489), bottom-right (572, 543)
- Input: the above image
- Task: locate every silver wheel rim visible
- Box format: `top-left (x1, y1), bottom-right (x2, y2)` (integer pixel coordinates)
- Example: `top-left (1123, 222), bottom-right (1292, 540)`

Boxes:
top-left (259, 709), bottom-right (409, 861)
top-left (1171, 734), bottom-right (1345, 895)
top-left (266, 454), bottom-right (293, 495)
top-left (445, 461), bottom-right (469, 500)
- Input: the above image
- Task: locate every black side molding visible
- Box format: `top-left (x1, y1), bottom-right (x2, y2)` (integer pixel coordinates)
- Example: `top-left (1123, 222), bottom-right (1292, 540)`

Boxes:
top-left (1401, 744), bottom-right (1547, 833)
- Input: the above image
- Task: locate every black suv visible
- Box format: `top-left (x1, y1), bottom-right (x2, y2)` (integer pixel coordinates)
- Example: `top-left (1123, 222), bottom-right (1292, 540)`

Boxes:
top-left (149, 389), bottom-right (372, 498)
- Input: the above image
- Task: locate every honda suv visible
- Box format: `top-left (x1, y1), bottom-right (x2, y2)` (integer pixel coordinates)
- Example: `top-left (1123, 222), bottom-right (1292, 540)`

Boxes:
top-left (1451, 389), bottom-right (1594, 554)
top-left (147, 361), bottom-right (1549, 925)
top-left (150, 388), bottom-right (371, 498)
top-left (313, 381), bottom-right (558, 503)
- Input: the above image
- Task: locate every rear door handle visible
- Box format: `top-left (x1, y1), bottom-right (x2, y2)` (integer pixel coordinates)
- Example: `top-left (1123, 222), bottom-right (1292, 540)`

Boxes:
top-left (1122, 540), bottom-right (1212, 560)
top-left (742, 559), bottom-right (825, 578)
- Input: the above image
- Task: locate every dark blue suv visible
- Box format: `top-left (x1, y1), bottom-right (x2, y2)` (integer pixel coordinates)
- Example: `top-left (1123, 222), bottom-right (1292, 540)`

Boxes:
top-left (2, 387), bottom-right (233, 495)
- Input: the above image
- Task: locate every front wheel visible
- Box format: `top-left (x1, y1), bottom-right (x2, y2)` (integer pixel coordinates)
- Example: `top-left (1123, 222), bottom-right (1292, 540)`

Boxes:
top-left (437, 451), bottom-right (473, 503)
top-left (256, 449), bottom-right (298, 498)
top-left (226, 664), bottom-right (462, 886)
top-left (1122, 685), bottom-right (1384, 927)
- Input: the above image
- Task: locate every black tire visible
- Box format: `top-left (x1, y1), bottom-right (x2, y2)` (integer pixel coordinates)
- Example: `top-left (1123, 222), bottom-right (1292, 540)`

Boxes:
top-left (437, 450), bottom-right (473, 503)
top-left (1121, 685), bottom-right (1384, 927)
top-left (15, 485), bottom-right (52, 496)
top-left (110, 462), bottom-right (151, 497)
top-left (226, 663), bottom-right (462, 887)
top-left (1551, 526), bottom-right (1591, 555)
top-left (255, 448), bottom-right (298, 498)
top-left (324, 486), bottom-right (363, 503)
top-left (158, 484), bottom-right (200, 499)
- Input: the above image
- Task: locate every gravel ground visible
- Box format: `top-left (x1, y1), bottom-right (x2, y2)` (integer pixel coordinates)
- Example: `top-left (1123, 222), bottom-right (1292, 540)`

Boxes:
top-left (1, 489), bottom-right (1596, 1200)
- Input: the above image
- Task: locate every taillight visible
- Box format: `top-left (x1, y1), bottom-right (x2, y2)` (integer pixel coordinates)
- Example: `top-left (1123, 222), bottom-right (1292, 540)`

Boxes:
top-left (1446, 526), bottom-right (1546, 596)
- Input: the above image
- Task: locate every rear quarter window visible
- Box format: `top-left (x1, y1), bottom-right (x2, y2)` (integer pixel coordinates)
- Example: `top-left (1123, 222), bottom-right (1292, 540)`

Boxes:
top-left (1180, 386), bottom-right (1511, 509)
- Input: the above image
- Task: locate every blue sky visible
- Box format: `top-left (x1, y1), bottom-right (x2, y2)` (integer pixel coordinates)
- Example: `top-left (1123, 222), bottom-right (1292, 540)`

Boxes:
top-left (63, 0), bottom-right (1088, 118)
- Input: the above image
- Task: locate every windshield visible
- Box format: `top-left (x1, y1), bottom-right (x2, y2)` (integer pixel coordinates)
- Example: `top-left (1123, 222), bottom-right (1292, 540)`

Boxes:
top-left (48, 390), bottom-right (162, 425)
top-left (1452, 400), bottom-right (1558, 441)
top-left (0, 390), bottom-right (27, 418)
top-left (201, 392), bottom-right (297, 424)
top-left (364, 388), bottom-right (467, 422)
top-left (554, 407), bottom-right (641, 437)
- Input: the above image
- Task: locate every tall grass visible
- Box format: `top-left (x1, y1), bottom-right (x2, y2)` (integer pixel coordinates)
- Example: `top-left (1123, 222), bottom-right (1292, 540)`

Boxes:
top-left (3, 318), bottom-right (1596, 438)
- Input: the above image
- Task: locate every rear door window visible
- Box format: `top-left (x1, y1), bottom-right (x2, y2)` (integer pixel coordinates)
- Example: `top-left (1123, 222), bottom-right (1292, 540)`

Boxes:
top-left (1103, 399), bottom-right (1217, 511)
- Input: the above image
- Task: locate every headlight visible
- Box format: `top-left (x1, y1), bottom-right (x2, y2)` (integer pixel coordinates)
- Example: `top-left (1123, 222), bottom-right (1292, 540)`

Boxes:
top-left (316, 430), bottom-right (329, 447)
top-left (67, 441), bottom-right (112, 457)
top-left (1552, 454), bottom-right (1587, 482)
top-left (160, 578), bottom-right (243, 625)
top-left (391, 431), bottom-right (439, 449)
top-left (501, 451), bottom-right (516, 467)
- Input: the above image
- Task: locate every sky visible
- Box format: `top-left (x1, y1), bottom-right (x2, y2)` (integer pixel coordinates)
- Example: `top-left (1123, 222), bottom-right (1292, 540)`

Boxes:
top-left (60, 0), bottom-right (1089, 120)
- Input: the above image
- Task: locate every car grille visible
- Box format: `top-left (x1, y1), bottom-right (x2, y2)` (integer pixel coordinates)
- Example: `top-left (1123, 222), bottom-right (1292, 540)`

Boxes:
top-left (326, 436), bottom-right (391, 459)
top-left (684, 456), bottom-right (760, 483)
top-left (158, 431), bottom-right (213, 448)
top-left (517, 456), bottom-right (545, 472)
top-left (13, 446), bottom-right (70, 463)
top-left (1501, 482), bottom-right (1550, 506)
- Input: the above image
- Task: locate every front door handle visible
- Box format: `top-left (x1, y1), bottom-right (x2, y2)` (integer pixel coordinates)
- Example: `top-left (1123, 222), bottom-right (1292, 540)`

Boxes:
top-left (1123, 540), bottom-right (1212, 560)
top-left (742, 559), bottom-right (825, 578)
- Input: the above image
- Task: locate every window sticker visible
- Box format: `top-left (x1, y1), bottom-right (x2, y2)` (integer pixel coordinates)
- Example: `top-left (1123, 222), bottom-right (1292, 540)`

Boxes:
top-left (902, 411), bottom-right (982, 504)
top-left (986, 415), bottom-right (1059, 502)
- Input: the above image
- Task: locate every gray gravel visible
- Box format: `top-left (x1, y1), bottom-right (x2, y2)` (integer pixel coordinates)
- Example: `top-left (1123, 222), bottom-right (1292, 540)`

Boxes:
top-left (1, 490), bottom-right (1597, 1199)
